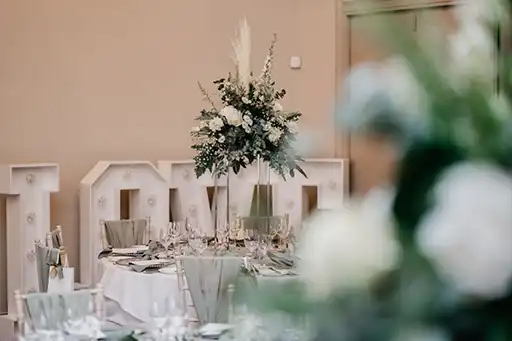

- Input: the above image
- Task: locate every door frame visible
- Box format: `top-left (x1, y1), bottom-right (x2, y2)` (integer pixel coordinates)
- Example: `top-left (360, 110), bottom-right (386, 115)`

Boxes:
top-left (334, 0), bottom-right (461, 159)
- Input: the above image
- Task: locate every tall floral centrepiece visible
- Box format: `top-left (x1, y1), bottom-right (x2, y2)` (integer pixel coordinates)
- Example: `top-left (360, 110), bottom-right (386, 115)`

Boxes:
top-left (190, 19), bottom-right (306, 179)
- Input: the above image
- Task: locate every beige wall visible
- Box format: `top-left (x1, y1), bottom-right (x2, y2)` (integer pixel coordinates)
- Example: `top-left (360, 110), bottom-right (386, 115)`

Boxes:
top-left (0, 0), bottom-right (337, 311)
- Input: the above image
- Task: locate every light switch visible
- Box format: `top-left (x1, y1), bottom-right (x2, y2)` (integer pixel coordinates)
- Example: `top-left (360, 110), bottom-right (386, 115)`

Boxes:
top-left (290, 56), bottom-right (302, 69)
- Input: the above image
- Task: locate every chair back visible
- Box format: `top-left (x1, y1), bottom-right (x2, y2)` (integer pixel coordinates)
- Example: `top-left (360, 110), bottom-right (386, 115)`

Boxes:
top-left (46, 225), bottom-right (64, 249)
top-left (237, 214), bottom-right (289, 239)
top-left (176, 256), bottom-right (239, 325)
top-left (34, 241), bottom-right (65, 293)
top-left (13, 285), bottom-right (104, 336)
top-left (102, 218), bottom-right (149, 248)
top-left (46, 226), bottom-right (69, 266)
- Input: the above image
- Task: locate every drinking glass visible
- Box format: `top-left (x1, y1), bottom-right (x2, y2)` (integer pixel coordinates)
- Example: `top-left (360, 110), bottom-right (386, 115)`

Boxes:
top-left (189, 233), bottom-right (207, 256)
top-left (169, 222), bottom-right (183, 256)
top-left (216, 223), bottom-right (229, 252)
top-left (160, 228), bottom-right (172, 259)
top-left (244, 239), bottom-right (258, 258)
top-left (256, 235), bottom-right (269, 260)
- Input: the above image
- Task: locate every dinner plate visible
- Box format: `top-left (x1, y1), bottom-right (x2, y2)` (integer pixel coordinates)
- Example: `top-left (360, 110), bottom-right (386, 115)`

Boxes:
top-left (112, 247), bottom-right (146, 254)
top-left (199, 323), bottom-right (233, 337)
top-left (130, 259), bottom-right (169, 266)
top-left (108, 256), bottom-right (133, 263)
top-left (158, 266), bottom-right (177, 275)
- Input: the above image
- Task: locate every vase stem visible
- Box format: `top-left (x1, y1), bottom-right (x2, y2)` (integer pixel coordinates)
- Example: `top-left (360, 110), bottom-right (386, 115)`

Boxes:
top-left (266, 161), bottom-right (271, 232)
top-left (213, 172), bottom-right (219, 240)
top-left (256, 156), bottom-right (261, 218)
top-left (226, 170), bottom-right (230, 226)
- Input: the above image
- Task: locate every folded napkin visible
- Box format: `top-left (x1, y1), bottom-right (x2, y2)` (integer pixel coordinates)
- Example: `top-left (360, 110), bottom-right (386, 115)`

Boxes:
top-left (267, 251), bottom-right (295, 268)
top-left (129, 263), bottom-right (152, 273)
top-left (97, 249), bottom-right (112, 259)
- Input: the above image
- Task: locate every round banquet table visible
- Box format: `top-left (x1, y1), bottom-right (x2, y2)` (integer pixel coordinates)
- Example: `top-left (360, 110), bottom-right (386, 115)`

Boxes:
top-left (99, 256), bottom-right (297, 328)
top-left (100, 258), bottom-right (188, 327)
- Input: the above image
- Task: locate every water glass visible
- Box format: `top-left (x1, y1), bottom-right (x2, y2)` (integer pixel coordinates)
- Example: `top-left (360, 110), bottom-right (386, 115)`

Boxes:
top-left (244, 239), bottom-right (258, 258)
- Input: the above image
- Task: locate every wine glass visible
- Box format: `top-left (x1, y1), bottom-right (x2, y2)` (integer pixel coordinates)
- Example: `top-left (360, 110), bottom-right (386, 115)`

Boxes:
top-left (256, 235), bottom-right (270, 260)
top-left (169, 222), bottom-right (182, 256)
top-left (216, 223), bottom-right (229, 252)
top-left (277, 219), bottom-right (291, 249)
top-left (189, 232), bottom-right (208, 256)
top-left (229, 219), bottom-right (242, 247)
top-left (160, 227), bottom-right (172, 259)
top-left (244, 239), bottom-right (258, 258)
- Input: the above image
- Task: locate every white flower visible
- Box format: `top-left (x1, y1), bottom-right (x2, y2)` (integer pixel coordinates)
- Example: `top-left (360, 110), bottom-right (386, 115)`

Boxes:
top-left (448, 23), bottom-right (494, 90)
top-left (208, 117), bottom-right (224, 132)
top-left (297, 187), bottom-right (400, 300)
top-left (199, 121), bottom-right (209, 129)
top-left (218, 135), bottom-right (225, 143)
top-left (190, 126), bottom-right (200, 133)
top-left (220, 106), bottom-right (243, 126)
top-left (242, 122), bottom-right (251, 133)
top-left (455, 0), bottom-right (507, 26)
top-left (242, 97), bottom-right (251, 104)
top-left (337, 57), bottom-right (428, 140)
top-left (274, 102), bottom-right (283, 112)
top-left (287, 121), bottom-right (298, 134)
top-left (243, 115), bottom-right (253, 125)
top-left (267, 126), bottom-right (283, 143)
top-left (417, 162), bottom-right (512, 299)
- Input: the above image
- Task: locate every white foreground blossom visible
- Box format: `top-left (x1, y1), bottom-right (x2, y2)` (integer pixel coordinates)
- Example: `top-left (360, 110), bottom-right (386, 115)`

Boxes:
top-left (417, 163), bottom-right (512, 299)
top-left (337, 57), bottom-right (428, 140)
top-left (220, 106), bottom-right (243, 126)
top-left (297, 187), bottom-right (400, 300)
top-left (448, 22), bottom-right (495, 90)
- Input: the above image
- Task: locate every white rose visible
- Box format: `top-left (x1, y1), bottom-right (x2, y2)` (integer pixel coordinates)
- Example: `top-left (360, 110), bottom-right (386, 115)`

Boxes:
top-left (417, 162), bottom-right (512, 299)
top-left (220, 106), bottom-right (243, 126)
top-left (274, 102), bottom-right (283, 112)
top-left (218, 135), bottom-right (225, 143)
top-left (298, 187), bottom-right (400, 300)
top-left (208, 117), bottom-right (224, 132)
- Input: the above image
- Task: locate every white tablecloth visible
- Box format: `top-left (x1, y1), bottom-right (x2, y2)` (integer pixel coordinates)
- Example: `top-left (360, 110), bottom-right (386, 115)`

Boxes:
top-left (99, 257), bottom-right (296, 327)
top-left (100, 259), bottom-right (186, 325)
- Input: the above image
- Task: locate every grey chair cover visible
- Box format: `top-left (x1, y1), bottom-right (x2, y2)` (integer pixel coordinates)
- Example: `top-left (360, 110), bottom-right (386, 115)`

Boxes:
top-left (104, 219), bottom-right (147, 248)
top-left (24, 291), bottom-right (94, 330)
top-left (49, 229), bottom-right (63, 249)
top-left (34, 244), bottom-right (61, 293)
top-left (180, 256), bottom-right (242, 324)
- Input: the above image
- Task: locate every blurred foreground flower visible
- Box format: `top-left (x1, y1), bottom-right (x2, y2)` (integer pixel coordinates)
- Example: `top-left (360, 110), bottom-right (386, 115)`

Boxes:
top-left (417, 162), bottom-right (512, 299)
top-left (297, 187), bottom-right (400, 300)
top-left (336, 57), bottom-right (428, 145)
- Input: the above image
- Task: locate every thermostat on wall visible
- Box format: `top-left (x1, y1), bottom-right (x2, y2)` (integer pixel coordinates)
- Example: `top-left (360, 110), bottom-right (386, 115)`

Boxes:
top-left (290, 56), bottom-right (302, 69)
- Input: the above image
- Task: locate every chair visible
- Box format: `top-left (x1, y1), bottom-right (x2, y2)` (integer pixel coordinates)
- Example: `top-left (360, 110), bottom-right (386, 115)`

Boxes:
top-left (45, 227), bottom-right (89, 290)
top-left (176, 256), bottom-right (240, 326)
top-left (102, 218), bottom-right (149, 248)
top-left (13, 285), bottom-right (104, 336)
top-left (34, 241), bottom-right (63, 293)
top-left (236, 214), bottom-right (289, 239)
top-left (46, 225), bottom-right (64, 249)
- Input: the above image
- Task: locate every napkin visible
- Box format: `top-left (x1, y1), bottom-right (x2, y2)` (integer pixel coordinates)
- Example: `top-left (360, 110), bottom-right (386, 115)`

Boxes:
top-left (267, 251), bottom-right (295, 268)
